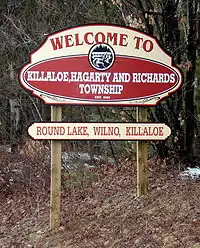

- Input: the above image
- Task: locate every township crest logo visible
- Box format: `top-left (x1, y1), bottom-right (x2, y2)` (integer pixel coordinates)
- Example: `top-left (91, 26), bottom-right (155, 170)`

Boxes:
top-left (88, 43), bottom-right (115, 71)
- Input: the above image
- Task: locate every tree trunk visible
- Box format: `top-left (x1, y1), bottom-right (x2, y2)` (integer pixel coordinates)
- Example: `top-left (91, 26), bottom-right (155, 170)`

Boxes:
top-left (185, 0), bottom-right (197, 158)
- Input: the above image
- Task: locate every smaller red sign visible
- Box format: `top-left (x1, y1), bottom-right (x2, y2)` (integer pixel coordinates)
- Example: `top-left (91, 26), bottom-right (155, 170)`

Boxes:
top-left (28, 123), bottom-right (171, 140)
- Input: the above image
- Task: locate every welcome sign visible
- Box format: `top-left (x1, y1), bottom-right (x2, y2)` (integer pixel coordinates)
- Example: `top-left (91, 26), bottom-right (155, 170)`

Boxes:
top-left (19, 25), bottom-right (182, 228)
top-left (19, 24), bottom-right (182, 105)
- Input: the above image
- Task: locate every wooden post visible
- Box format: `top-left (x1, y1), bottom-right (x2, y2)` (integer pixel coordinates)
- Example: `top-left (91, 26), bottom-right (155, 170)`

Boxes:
top-left (136, 107), bottom-right (148, 196)
top-left (50, 106), bottom-right (62, 230)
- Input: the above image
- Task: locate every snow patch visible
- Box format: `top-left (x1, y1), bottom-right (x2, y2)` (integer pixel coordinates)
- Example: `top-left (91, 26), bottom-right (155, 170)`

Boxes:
top-left (180, 167), bottom-right (200, 179)
top-left (61, 152), bottom-right (115, 170)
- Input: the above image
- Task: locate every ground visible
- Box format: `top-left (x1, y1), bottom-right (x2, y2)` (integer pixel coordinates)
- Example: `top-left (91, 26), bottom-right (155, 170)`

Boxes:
top-left (0, 145), bottom-right (200, 248)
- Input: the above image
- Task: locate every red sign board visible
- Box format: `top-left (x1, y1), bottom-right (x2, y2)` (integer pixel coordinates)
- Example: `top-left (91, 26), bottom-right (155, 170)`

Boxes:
top-left (19, 24), bottom-right (182, 106)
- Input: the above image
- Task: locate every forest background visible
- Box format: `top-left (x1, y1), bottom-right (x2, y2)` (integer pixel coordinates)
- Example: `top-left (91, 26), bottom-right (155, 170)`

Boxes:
top-left (0, 0), bottom-right (200, 163)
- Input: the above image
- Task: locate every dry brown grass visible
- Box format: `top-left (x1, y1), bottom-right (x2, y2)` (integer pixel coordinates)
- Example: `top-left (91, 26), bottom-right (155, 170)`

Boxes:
top-left (0, 147), bottom-right (200, 247)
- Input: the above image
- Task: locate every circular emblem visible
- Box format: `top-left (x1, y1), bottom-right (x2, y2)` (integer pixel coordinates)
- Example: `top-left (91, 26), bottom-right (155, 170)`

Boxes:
top-left (88, 43), bottom-right (115, 71)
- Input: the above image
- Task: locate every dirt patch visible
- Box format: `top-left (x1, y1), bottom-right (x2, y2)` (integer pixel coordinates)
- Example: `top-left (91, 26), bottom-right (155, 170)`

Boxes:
top-left (0, 153), bottom-right (200, 247)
